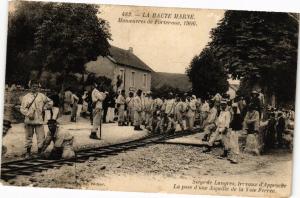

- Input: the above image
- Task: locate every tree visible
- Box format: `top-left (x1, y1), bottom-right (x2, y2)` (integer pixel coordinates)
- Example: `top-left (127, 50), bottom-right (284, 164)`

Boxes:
top-left (208, 11), bottom-right (298, 104)
top-left (6, 2), bottom-right (48, 85)
top-left (85, 73), bottom-right (114, 94)
top-left (151, 84), bottom-right (183, 99)
top-left (186, 48), bottom-right (229, 99)
top-left (6, 1), bottom-right (111, 87)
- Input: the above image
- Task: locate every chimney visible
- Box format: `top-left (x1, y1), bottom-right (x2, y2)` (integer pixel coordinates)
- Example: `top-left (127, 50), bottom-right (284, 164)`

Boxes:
top-left (128, 47), bottom-right (133, 53)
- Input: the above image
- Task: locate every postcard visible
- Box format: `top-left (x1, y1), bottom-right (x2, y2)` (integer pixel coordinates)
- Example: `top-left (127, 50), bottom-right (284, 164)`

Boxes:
top-left (1, 1), bottom-right (299, 197)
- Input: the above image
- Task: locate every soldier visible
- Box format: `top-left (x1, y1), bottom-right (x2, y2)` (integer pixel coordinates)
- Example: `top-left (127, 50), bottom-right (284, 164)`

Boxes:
top-left (212, 93), bottom-right (222, 107)
top-left (70, 90), bottom-right (79, 122)
top-left (237, 96), bottom-right (247, 118)
top-left (133, 89), bottom-right (143, 131)
top-left (144, 92), bottom-right (154, 128)
top-left (164, 93), bottom-right (176, 116)
top-left (244, 104), bottom-right (260, 134)
top-left (20, 80), bottom-right (53, 158)
top-left (126, 92), bottom-right (135, 126)
top-left (200, 99), bottom-right (210, 127)
top-left (175, 96), bottom-right (187, 131)
top-left (106, 92), bottom-right (116, 123)
top-left (159, 113), bottom-right (176, 134)
top-left (48, 88), bottom-right (60, 120)
top-left (153, 96), bottom-right (163, 114)
top-left (40, 119), bottom-right (75, 159)
top-left (203, 100), bottom-right (231, 157)
top-left (186, 95), bottom-right (197, 130)
top-left (116, 90), bottom-right (126, 126)
top-left (244, 104), bottom-right (261, 155)
top-left (150, 111), bottom-right (161, 133)
top-left (276, 111), bottom-right (285, 148)
top-left (90, 84), bottom-right (107, 139)
top-left (227, 103), bottom-right (243, 163)
top-left (63, 87), bottom-right (72, 114)
top-left (2, 120), bottom-right (12, 155)
top-left (141, 92), bottom-right (146, 125)
top-left (264, 112), bottom-right (277, 151)
top-left (201, 100), bottom-right (218, 141)
top-left (250, 90), bottom-right (262, 118)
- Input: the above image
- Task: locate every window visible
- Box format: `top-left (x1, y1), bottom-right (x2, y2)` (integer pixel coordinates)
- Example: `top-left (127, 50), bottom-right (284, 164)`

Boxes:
top-left (131, 71), bottom-right (135, 87)
top-left (143, 73), bottom-right (147, 88)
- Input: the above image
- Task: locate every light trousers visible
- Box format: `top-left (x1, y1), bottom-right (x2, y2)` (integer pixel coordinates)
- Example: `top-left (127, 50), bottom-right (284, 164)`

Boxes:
top-left (24, 124), bottom-right (45, 149)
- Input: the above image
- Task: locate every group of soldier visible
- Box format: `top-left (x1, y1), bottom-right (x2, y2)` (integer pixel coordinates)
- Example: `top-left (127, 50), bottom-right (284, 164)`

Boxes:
top-left (1, 80), bottom-right (295, 163)
top-left (112, 88), bottom-right (295, 163)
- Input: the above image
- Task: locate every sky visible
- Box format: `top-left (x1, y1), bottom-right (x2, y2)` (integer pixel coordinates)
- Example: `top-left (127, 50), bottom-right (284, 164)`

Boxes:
top-left (8, 2), bottom-right (224, 74)
top-left (99, 5), bottom-right (224, 74)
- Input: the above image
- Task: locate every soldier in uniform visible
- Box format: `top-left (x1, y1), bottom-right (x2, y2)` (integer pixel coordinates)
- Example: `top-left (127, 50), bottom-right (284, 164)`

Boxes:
top-left (250, 90), bottom-right (262, 118)
top-left (40, 119), bottom-right (75, 159)
top-left (144, 92), bottom-right (154, 128)
top-left (20, 80), bottom-right (53, 158)
top-left (200, 99), bottom-right (210, 127)
top-left (133, 89), bottom-right (143, 131)
top-left (175, 95), bottom-right (187, 131)
top-left (70, 90), bottom-right (79, 122)
top-left (90, 83), bottom-right (107, 139)
top-left (186, 95), bottom-right (197, 130)
top-left (153, 96), bottom-right (163, 114)
top-left (159, 113), bottom-right (176, 134)
top-left (116, 90), bottom-right (126, 126)
top-left (203, 100), bottom-right (231, 157)
top-left (63, 87), bottom-right (72, 114)
top-left (212, 93), bottom-right (222, 107)
top-left (164, 93), bottom-right (176, 117)
top-left (201, 100), bottom-right (218, 141)
top-left (126, 92), bottom-right (135, 126)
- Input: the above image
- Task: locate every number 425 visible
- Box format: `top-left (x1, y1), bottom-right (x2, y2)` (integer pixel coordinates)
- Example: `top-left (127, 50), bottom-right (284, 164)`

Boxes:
top-left (122, 12), bottom-right (132, 17)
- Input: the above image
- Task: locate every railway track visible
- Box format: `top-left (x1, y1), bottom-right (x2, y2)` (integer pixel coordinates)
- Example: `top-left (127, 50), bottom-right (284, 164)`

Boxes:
top-left (1, 130), bottom-right (197, 181)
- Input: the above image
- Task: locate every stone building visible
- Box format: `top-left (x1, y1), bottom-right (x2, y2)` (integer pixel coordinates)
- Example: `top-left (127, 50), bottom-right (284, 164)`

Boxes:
top-left (85, 46), bottom-right (153, 94)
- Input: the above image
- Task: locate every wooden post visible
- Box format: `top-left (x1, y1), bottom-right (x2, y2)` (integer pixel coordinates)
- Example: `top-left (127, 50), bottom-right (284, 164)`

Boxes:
top-left (99, 109), bottom-right (102, 140)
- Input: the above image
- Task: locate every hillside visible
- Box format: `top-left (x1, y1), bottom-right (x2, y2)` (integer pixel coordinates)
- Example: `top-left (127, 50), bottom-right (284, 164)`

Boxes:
top-left (151, 72), bottom-right (192, 92)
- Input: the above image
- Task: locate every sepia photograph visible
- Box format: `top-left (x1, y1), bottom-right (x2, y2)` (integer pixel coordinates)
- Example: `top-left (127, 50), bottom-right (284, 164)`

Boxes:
top-left (0, 0), bottom-right (299, 197)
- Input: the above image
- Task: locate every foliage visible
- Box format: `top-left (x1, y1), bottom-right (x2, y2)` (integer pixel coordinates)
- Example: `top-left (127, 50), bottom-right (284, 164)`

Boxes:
top-left (151, 84), bottom-right (183, 99)
top-left (186, 48), bottom-right (229, 99)
top-left (6, 1), bottom-right (111, 87)
top-left (85, 73), bottom-right (114, 93)
top-left (208, 11), bottom-right (298, 103)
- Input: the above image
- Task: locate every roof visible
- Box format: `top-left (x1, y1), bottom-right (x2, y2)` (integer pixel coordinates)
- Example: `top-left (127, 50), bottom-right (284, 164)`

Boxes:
top-left (108, 46), bottom-right (153, 72)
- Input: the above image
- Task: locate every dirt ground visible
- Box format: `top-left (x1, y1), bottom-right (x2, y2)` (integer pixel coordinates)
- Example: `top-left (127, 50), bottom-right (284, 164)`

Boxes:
top-left (1, 142), bottom-right (292, 197)
top-left (1, 115), bottom-right (148, 162)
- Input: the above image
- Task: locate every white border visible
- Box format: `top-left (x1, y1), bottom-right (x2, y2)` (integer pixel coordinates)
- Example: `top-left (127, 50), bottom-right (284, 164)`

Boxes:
top-left (0, 1), bottom-right (300, 198)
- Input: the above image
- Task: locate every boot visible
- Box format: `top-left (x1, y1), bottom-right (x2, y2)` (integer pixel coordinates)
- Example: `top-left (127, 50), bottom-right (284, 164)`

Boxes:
top-left (89, 131), bottom-right (100, 140)
top-left (136, 126), bottom-right (143, 131)
top-left (25, 147), bottom-right (32, 159)
top-left (134, 126), bottom-right (143, 131)
top-left (202, 134), bottom-right (209, 142)
top-left (218, 150), bottom-right (228, 159)
top-left (203, 146), bottom-right (211, 153)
